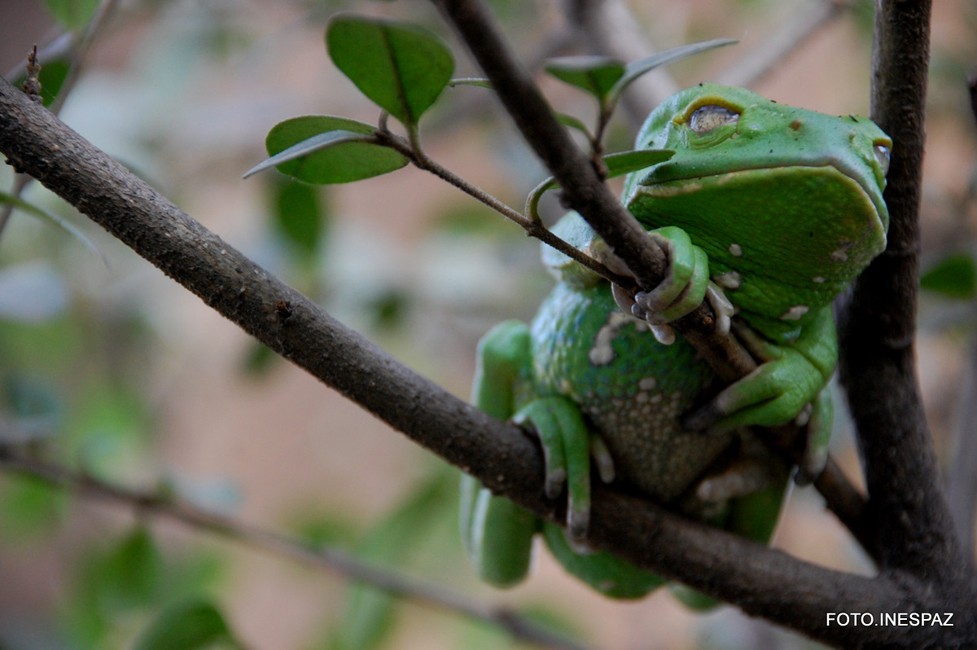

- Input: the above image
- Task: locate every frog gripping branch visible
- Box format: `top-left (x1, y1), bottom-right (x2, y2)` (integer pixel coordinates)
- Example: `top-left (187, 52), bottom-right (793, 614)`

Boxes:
top-left (461, 83), bottom-right (891, 601)
top-left (242, 12), bottom-right (890, 609)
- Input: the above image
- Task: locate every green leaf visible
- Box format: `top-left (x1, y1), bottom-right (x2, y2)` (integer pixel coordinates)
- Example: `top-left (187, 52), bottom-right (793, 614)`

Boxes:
top-left (601, 148), bottom-right (675, 177)
top-left (920, 253), bottom-right (977, 299)
top-left (96, 526), bottom-right (163, 611)
top-left (133, 599), bottom-right (239, 650)
top-left (0, 474), bottom-right (65, 541)
top-left (66, 382), bottom-right (152, 480)
top-left (555, 112), bottom-right (593, 138)
top-left (610, 38), bottom-right (736, 101)
top-left (337, 473), bottom-right (452, 650)
top-left (545, 56), bottom-right (625, 101)
top-left (43, 0), bottom-right (99, 30)
top-left (525, 149), bottom-right (674, 221)
top-left (240, 342), bottom-right (278, 377)
top-left (326, 15), bottom-right (454, 126)
top-left (14, 58), bottom-right (70, 107)
top-left (249, 116), bottom-right (407, 184)
top-left (271, 176), bottom-right (327, 259)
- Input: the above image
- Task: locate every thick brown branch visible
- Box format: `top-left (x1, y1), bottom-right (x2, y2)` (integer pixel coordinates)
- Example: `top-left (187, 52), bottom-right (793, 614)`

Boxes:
top-left (840, 0), bottom-right (959, 571)
top-left (0, 75), bottom-right (941, 645)
top-left (836, 0), bottom-right (977, 628)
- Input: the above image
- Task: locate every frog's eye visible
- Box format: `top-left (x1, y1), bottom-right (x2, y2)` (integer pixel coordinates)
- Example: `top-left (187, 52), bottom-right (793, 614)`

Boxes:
top-left (688, 105), bottom-right (740, 134)
top-left (873, 142), bottom-right (891, 176)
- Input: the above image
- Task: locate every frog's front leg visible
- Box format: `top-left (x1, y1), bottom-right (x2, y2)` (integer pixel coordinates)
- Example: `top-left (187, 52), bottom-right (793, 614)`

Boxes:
top-left (617, 226), bottom-right (834, 477)
top-left (680, 307), bottom-right (836, 481)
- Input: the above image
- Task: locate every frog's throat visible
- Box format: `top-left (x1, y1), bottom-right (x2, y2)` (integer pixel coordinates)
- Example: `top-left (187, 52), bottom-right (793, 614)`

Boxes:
top-left (631, 158), bottom-right (889, 235)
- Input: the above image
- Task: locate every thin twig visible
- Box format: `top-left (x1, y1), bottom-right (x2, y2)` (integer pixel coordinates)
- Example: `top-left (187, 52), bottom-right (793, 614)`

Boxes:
top-left (0, 449), bottom-right (589, 650)
top-left (374, 128), bottom-right (631, 286)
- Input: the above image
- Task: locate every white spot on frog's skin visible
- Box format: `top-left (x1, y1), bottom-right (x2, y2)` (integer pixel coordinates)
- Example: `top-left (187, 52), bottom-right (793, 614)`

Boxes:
top-left (714, 271), bottom-right (741, 290)
top-left (781, 305), bottom-right (809, 321)
top-left (813, 276), bottom-right (826, 284)
top-left (638, 377), bottom-right (657, 391)
top-left (728, 243), bottom-right (743, 257)
top-left (831, 242), bottom-right (853, 262)
top-left (589, 312), bottom-right (642, 365)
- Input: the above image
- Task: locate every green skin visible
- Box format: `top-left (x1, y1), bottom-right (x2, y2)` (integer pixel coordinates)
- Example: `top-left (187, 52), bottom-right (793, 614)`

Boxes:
top-left (461, 83), bottom-right (891, 601)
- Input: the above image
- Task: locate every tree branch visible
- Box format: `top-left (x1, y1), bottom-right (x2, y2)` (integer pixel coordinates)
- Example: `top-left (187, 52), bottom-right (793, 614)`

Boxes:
top-left (840, 0), bottom-right (962, 572)
top-left (837, 0), bottom-right (977, 623)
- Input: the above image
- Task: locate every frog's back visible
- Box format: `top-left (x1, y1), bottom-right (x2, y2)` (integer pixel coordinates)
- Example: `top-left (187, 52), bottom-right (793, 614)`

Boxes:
top-left (528, 281), bottom-right (729, 501)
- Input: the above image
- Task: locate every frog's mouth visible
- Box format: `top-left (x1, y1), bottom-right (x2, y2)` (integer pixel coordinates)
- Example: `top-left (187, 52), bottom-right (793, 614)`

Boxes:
top-left (632, 156), bottom-right (890, 236)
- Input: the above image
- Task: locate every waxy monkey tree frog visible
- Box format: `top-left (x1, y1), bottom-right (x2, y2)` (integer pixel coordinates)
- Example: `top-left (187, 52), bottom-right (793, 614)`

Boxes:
top-left (461, 83), bottom-right (891, 600)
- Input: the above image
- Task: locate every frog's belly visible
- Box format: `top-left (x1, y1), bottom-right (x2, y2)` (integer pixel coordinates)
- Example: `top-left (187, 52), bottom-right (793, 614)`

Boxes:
top-left (529, 282), bottom-right (731, 502)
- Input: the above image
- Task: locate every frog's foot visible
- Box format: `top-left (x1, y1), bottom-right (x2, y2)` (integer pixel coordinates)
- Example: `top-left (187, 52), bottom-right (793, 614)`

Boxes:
top-left (683, 322), bottom-right (826, 435)
top-left (683, 353), bottom-right (822, 435)
top-left (606, 226), bottom-right (733, 344)
top-left (514, 397), bottom-right (615, 540)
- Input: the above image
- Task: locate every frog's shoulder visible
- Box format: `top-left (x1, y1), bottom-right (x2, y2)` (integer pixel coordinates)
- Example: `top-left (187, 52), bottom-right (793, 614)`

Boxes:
top-left (541, 212), bottom-right (606, 289)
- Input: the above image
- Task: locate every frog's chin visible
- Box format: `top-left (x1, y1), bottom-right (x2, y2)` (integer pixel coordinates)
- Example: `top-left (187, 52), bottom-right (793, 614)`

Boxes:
top-left (631, 159), bottom-right (889, 237)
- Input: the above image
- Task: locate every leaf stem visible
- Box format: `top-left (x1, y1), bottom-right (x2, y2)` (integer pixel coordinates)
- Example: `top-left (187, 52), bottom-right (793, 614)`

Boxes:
top-left (374, 127), bottom-right (632, 286)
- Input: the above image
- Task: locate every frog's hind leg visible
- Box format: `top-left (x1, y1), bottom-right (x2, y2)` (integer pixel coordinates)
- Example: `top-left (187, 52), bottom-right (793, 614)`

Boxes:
top-left (461, 321), bottom-right (540, 587)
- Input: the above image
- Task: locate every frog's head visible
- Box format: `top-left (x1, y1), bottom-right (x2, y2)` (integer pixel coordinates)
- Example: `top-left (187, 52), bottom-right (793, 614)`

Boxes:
top-left (623, 83), bottom-right (891, 338)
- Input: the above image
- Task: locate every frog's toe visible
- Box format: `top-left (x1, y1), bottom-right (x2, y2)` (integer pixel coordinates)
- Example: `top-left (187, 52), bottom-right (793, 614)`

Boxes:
top-left (514, 396), bottom-right (594, 539)
top-left (590, 435), bottom-right (616, 484)
top-left (795, 389), bottom-right (832, 484)
top-left (704, 283), bottom-right (734, 334)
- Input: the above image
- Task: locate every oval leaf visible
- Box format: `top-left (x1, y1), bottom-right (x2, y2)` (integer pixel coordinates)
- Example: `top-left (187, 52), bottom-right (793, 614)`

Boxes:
top-left (602, 148), bottom-right (675, 178)
top-left (44, 0), bottom-right (99, 30)
top-left (249, 116), bottom-right (407, 184)
top-left (525, 149), bottom-right (673, 222)
top-left (920, 253), bottom-right (977, 300)
top-left (611, 38), bottom-right (737, 101)
top-left (133, 599), bottom-right (238, 650)
top-left (326, 15), bottom-right (454, 126)
top-left (97, 526), bottom-right (163, 611)
top-left (555, 112), bottom-right (593, 138)
top-left (545, 55), bottom-right (625, 101)
top-left (271, 176), bottom-right (327, 259)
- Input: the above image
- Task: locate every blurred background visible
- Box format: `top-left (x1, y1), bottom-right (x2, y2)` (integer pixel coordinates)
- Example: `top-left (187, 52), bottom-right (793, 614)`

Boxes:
top-left (0, 1), bottom-right (975, 648)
